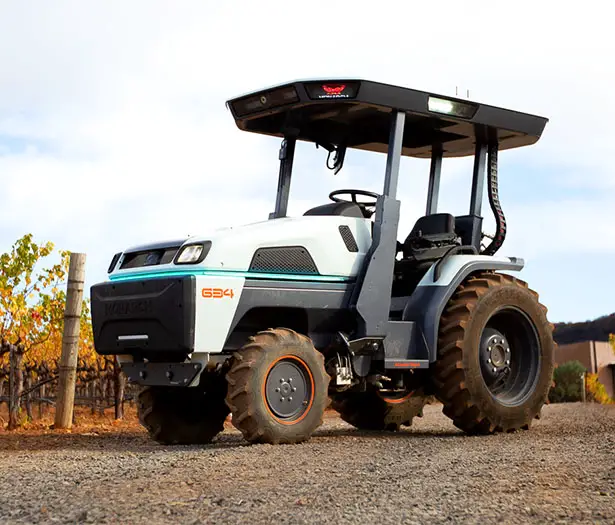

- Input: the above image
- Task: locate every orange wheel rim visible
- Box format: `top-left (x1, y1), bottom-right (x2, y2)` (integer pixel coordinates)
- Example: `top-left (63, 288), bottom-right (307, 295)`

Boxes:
top-left (262, 355), bottom-right (315, 425)
top-left (377, 391), bottom-right (414, 404)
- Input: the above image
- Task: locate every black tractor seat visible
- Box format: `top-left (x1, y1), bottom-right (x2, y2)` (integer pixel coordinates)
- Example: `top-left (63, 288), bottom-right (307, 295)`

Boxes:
top-left (393, 213), bottom-right (460, 296)
top-left (401, 213), bottom-right (459, 261)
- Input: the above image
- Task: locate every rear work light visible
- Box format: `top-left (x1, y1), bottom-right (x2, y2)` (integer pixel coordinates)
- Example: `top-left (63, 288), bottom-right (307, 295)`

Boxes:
top-left (428, 96), bottom-right (478, 119)
top-left (231, 86), bottom-right (299, 117)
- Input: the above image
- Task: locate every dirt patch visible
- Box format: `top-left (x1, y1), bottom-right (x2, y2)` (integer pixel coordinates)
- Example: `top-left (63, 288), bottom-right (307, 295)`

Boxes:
top-left (0, 402), bottom-right (613, 524)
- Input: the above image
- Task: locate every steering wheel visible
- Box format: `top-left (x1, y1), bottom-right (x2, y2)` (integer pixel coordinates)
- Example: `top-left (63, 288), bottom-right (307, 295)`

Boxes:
top-left (329, 189), bottom-right (380, 217)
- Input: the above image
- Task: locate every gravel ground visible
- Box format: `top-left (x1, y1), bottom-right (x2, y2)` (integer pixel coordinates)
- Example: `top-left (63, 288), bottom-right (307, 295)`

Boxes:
top-left (0, 402), bottom-right (614, 525)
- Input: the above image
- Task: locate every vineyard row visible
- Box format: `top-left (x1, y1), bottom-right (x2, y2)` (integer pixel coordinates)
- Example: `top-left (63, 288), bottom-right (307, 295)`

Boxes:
top-left (0, 355), bottom-right (138, 427)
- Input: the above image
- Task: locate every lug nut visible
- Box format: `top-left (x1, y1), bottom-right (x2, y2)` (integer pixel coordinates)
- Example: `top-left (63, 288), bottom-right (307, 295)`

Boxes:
top-left (288, 397), bottom-right (293, 402)
top-left (505, 360), bottom-right (510, 365)
top-left (280, 378), bottom-right (284, 383)
top-left (292, 387), bottom-right (296, 392)
top-left (487, 358), bottom-right (492, 364)
top-left (493, 367), bottom-right (497, 373)
top-left (275, 388), bottom-right (280, 393)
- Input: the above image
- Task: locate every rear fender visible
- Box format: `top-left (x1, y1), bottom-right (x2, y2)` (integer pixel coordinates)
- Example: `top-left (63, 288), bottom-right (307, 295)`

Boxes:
top-left (402, 255), bottom-right (525, 362)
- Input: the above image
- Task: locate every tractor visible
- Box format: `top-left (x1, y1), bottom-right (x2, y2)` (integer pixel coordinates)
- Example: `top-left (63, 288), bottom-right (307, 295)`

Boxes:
top-left (90, 78), bottom-right (555, 445)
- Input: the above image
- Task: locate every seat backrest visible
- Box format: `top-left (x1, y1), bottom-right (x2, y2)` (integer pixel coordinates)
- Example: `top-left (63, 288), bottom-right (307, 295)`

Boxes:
top-left (405, 213), bottom-right (456, 243)
top-left (303, 202), bottom-right (365, 218)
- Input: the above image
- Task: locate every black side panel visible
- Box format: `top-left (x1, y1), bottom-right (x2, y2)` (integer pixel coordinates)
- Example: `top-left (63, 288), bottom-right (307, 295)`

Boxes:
top-left (249, 246), bottom-right (319, 275)
top-left (90, 276), bottom-right (195, 357)
top-left (402, 259), bottom-right (524, 361)
top-left (226, 280), bottom-right (356, 349)
top-left (383, 320), bottom-right (429, 366)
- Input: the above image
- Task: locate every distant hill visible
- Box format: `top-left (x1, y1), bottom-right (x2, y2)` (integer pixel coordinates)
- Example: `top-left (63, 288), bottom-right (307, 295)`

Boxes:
top-left (553, 313), bottom-right (615, 345)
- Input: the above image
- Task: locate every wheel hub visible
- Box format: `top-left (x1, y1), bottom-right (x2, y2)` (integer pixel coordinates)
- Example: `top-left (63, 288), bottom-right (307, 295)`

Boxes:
top-left (265, 359), bottom-right (311, 420)
top-left (489, 340), bottom-right (508, 367)
top-left (480, 328), bottom-right (511, 384)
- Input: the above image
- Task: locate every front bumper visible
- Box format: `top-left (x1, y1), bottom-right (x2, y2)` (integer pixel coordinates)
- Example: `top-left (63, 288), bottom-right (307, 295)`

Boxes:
top-left (90, 276), bottom-right (196, 358)
top-left (121, 361), bottom-right (203, 386)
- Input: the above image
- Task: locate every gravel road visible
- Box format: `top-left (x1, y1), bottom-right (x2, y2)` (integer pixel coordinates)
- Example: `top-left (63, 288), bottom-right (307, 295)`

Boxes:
top-left (1, 402), bottom-right (614, 524)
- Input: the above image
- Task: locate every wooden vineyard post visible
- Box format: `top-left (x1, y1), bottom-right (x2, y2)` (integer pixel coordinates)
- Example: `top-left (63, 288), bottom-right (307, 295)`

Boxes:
top-left (54, 252), bottom-right (86, 429)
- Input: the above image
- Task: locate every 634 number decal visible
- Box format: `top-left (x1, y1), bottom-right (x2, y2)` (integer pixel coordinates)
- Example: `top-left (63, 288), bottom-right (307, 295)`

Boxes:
top-left (201, 287), bottom-right (235, 299)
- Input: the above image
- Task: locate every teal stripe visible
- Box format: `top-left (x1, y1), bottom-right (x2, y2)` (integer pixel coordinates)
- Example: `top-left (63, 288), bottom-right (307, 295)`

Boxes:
top-left (108, 268), bottom-right (353, 283)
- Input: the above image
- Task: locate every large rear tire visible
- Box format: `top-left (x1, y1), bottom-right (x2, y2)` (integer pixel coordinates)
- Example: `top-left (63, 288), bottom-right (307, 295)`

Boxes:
top-left (331, 387), bottom-right (428, 431)
top-left (225, 328), bottom-right (330, 445)
top-left (432, 271), bottom-right (555, 434)
top-left (137, 371), bottom-right (230, 445)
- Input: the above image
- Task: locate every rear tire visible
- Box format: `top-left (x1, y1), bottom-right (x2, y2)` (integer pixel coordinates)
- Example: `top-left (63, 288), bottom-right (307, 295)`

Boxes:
top-left (137, 371), bottom-right (230, 445)
top-left (432, 271), bottom-right (555, 434)
top-left (331, 387), bottom-right (428, 431)
top-left (225, 328), bottom-right (330, 445)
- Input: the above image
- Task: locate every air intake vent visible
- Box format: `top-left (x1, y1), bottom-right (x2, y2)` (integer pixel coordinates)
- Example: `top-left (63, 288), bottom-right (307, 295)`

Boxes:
top-left (338, 225), bottom-right (358, 252)
top-left (249, 246), bottom-right (319, 275)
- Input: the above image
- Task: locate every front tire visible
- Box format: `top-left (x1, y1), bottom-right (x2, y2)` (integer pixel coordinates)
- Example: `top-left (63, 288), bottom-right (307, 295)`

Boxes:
top-left (225, 328), bottom-right (330, 445)
top-left (432, 271), bottom-right (555, 434)
top-left (137, 371), bottom-right (230, 445)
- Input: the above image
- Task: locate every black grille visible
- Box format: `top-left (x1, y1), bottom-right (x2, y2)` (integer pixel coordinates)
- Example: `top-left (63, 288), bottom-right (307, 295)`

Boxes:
top-left (338, 226), bottom-right (358, 252)
top-left (249, 246), bottom-right (319, 275)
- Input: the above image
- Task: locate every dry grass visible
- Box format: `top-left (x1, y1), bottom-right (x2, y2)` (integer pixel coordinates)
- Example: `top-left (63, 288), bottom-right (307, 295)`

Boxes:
top-left (0, 404), bottom-right (142, 433)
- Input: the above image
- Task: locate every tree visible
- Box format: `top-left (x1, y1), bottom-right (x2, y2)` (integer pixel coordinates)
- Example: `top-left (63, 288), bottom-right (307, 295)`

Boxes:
top-left (0, 234), bottom-right (68, 429)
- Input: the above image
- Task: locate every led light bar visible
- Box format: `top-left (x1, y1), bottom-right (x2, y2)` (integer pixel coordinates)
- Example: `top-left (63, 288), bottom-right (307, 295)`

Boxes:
top-left (428, 96), bottom-right (478, 119)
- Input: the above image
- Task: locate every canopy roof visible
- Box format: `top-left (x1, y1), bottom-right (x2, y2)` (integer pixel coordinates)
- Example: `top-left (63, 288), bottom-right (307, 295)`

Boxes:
top-left (226, 78), bottom-right (548, 159)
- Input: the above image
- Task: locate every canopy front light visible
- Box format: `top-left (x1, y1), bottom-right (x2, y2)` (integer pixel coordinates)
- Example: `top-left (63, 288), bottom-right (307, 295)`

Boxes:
top-left (428, 96), bottom-right (477, 119)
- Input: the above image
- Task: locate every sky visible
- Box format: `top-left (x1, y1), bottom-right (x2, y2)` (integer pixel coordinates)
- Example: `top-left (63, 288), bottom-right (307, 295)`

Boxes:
top-left (0, 0), bottom-right (614, 323)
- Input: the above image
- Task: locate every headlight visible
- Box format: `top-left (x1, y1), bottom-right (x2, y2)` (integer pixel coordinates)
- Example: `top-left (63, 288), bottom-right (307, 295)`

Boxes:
top-left (174, 241), bottom-right (211, 265)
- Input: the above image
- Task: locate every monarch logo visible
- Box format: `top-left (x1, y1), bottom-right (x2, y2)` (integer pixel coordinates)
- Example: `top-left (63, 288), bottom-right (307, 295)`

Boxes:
top-left (105, 299), bottom-right (153, 316)
top-left (201, 287), bottom-right (235, 299)
top-left (314, 84), bottom-right (353, 99)
top-left (322, 84), bottom-right (346, 95)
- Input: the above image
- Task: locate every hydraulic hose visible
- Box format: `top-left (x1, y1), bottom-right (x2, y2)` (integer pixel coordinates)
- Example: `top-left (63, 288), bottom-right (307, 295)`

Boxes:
top-left (481, 143), bottom-right (506, 255)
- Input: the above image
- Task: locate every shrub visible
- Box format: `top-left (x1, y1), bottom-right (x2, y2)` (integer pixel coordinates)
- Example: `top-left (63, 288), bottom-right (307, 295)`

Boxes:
top-left (586, 373), bottom-right (614, 404)
top-left (549, 360), bottom-right (586, 403)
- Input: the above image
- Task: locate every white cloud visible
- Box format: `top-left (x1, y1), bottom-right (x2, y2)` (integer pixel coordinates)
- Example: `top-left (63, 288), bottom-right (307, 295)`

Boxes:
top-left (0, 0), bottom-right (614, 312)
